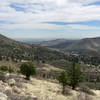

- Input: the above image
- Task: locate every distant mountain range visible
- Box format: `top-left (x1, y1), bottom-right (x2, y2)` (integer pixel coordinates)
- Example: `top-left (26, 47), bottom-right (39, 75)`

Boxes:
top-left (38, 37), bottom-right (100, 56)
top-left (1, 33), bottom-right (100, 59)
top-left (14, 38), bottom-right (56, 44)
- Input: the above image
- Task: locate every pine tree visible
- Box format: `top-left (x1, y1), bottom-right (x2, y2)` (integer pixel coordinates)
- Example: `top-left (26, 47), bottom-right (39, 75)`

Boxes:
top-left (57, 71), bottom-right (70, 94)
top-left (68, 62), bottom-right (84, 90)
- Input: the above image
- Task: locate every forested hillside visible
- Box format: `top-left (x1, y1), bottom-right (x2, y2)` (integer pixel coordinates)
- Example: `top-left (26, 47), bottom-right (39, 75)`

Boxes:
top-left (0, 34), bottom-right (66, 63)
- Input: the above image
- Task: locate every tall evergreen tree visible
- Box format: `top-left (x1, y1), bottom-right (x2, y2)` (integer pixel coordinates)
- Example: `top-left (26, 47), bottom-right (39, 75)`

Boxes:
top-left (68, 62), bottom-right (84, 90)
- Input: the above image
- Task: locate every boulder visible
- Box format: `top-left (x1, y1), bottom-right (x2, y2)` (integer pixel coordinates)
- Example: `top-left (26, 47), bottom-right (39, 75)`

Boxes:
top-left (5, 73), bottom-right (10, 77)
top-left (8, 79), bottom-right (16, 86)
top-left (26, 95), bottom-right (37, 100)
top-left (0, 92), bottom-right (8, 100)
top-left (13, 86), bottom-right (21, 94)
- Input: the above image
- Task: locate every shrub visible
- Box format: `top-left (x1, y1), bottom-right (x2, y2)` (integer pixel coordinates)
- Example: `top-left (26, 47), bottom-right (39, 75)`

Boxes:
top-left (0, 71), bottom-right (5, 81)
top-left (0, 66), bottom-right (14, 73)
top-left (8, 66), bottom-right (14, 73)
top-left (80, 86), bottom-right (95, 96)
top-left (20, 62), bottom-right (36, 80)
top-left (57, 71), bottom-right (70, 94)
top-left (0, 65), bottom-right (8, 71)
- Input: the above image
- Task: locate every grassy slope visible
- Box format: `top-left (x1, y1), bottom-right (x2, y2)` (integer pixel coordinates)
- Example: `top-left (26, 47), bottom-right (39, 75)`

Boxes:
top-left (22, 78), bottom-right (100, 100)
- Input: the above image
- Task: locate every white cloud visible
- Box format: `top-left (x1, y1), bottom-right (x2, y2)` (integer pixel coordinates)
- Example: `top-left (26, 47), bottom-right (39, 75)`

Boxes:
top-left (67, 24), bottom-right (100, 30)
top-left (0, 0), bottom-right (100, 38)
top-left (1, 0), bottom-right (100, 22)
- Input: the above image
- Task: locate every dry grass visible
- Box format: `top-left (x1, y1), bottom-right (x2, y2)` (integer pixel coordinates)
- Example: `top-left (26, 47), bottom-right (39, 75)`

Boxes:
top-left (0, 61), bottom-right (19, 68)
top-left (20, 78), bottom-right (100, 100)
top-left (36, 64), bottom-right (64, 72)
top-left (21, 78), bottom-right (80, 100)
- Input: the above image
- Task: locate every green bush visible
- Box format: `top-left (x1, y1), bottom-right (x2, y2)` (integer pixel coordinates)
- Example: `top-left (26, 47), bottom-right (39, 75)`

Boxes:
top-left (0, 66), bottom-right (14, 73)
top-left (8, 66), bottom-right (14, 73)
top-left (20, 62), bottom-right (36, 80)
top-left (0, 66), bottom-right (8, 71)
top-left (57, 71), bottom-right (70, 94)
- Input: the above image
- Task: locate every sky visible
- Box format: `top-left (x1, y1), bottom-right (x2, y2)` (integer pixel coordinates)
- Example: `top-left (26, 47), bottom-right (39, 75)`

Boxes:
top-left (1, 0), bottom-right (100, 39)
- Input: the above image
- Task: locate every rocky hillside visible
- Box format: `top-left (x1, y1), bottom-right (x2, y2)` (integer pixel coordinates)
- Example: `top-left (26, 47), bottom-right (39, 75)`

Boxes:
top-left (0, 72), bottom-right (100, 100)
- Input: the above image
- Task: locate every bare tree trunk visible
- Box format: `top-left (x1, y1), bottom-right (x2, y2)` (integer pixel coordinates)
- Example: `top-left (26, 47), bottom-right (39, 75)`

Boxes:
top-left (72, 84), bottom-right (75, 90)
top-left (62, 85), bottom-right (65, 94)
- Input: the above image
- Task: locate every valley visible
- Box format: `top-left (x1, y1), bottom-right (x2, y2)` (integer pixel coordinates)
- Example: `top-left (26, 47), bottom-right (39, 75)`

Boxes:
top-left (0, 34), bottom-right (100, 100)
top-left (1, 0), bottom-right (100, 99)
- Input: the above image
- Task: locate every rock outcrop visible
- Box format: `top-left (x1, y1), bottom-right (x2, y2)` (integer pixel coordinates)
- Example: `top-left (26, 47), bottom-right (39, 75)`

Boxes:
top-left (0, 73), bottom-right (37, 100)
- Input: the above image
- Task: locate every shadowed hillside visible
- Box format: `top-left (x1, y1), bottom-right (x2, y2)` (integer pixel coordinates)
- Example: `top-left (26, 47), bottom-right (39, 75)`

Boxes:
top-left (38, 37), bottom-right (100, 56)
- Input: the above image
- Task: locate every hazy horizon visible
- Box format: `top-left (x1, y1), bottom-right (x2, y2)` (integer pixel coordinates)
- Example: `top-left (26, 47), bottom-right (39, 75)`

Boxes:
top-left (1, 33), bottom-right (100, 41)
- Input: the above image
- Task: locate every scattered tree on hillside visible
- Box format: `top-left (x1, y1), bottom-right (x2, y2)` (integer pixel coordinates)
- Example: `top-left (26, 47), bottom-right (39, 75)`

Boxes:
top-left (20, 62), bottom-right (36, 80)
top-left (57, 71), bottom-right (70, 94)
top-left (68, 62), bottom-right (84, 90)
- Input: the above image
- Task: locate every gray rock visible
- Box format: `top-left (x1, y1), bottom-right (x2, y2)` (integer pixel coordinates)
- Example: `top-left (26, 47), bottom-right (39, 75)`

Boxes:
top-left (8, 79), bottom-right (16, 86)
top-left (26, 95), bottom-right (37, 100)
top-left (0, 92), bottom-right (8, 100)
top-left (13, 86), bottom-right (22, 94)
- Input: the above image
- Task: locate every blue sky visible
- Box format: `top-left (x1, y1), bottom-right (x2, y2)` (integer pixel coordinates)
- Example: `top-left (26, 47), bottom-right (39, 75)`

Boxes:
top-left (1, 0), bottom-right (100, 39)
top-left (85, 1), bottom-right (100, 6)
top-left (44, 20), bottom-right (100, 26)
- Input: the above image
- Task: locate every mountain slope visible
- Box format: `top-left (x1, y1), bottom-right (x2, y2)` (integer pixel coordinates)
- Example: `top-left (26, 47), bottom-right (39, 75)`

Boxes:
top-left (38, 37), bottom-right (100, 56)
top-left (39, 39), bottom-right (76, 51)
top-left (0, 34), bottom-right (65, 62)
top-left (39, 39), bottom-right (70, 47)
top-left (63, 37), bottom-right (100, 56)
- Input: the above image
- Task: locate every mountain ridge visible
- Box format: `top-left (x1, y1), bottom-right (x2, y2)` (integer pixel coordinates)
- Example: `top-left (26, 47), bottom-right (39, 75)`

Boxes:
top-left (38, 36), bottom-right (100, 56)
